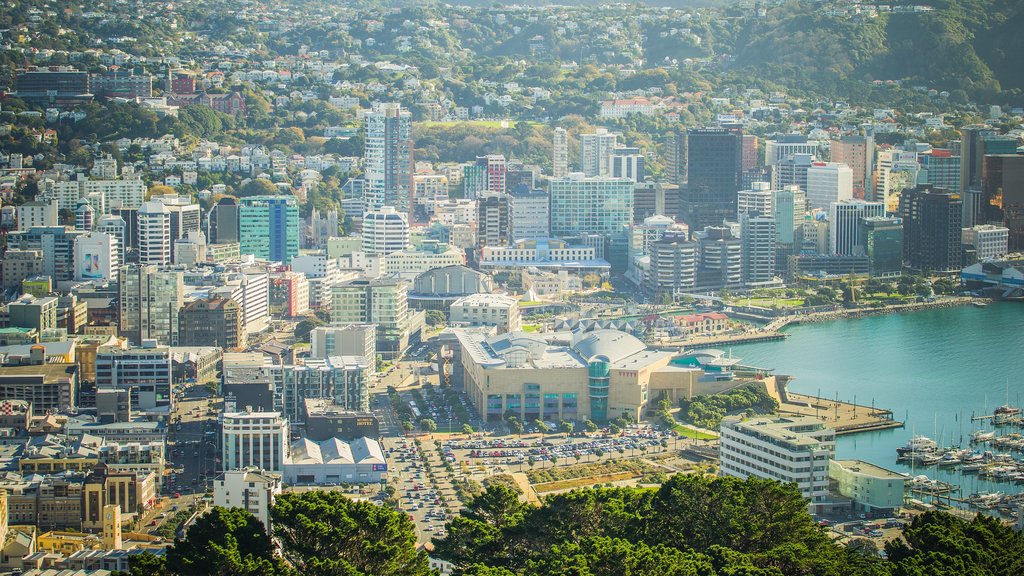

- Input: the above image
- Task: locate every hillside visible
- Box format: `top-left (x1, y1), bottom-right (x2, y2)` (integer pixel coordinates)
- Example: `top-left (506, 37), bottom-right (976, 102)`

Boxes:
top-left (729, 0), bottom-right (1024, 104)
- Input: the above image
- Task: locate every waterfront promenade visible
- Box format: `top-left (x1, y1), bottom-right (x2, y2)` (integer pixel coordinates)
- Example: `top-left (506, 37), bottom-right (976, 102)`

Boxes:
top-left (765, 376), bottom-right (904, 436)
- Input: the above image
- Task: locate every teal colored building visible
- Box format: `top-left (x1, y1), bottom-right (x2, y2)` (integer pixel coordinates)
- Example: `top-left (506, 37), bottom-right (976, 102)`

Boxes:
top-left (239, 196), bottom-right (299, 263)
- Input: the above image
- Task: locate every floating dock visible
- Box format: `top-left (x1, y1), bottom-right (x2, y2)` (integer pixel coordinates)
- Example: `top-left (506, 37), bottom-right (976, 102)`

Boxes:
top-left (766, 377), bottom-right (904, 436)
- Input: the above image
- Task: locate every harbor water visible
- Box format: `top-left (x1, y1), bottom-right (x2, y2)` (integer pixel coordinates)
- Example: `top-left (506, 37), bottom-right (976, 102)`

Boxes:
top-left (733, 302), bottom-right (1024, 499)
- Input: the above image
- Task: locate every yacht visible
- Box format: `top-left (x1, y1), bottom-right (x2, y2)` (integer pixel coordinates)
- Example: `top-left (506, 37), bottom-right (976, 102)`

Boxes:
top-left (971, 430), bottom-right (995, 443)
top-left (896, 435), bottom-right (938, 456)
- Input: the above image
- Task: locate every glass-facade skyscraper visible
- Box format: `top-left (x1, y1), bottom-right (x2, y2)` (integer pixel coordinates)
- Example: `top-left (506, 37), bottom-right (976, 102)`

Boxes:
top-left (239, 195), bottom-right (299, 263)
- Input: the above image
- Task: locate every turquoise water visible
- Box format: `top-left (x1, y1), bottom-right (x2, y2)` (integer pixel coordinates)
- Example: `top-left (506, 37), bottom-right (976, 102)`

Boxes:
top-left (732, 302), bottom-right (1024, 496)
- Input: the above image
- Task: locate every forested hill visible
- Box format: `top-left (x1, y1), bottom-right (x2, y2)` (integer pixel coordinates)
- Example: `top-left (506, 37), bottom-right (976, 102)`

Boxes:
top-left (727, 0), bottom-right (1024, 104)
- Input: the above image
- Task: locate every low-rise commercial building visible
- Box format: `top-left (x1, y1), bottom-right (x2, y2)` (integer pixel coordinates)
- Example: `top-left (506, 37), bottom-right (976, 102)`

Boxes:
top-left (829, 459), bottom-right (906, 515)
top-left (449, 294), bottom-right (522, 333)
top-left (284, 436), bottom-right (386, 485)
top-left (213, 468), bottom-right (282, 529)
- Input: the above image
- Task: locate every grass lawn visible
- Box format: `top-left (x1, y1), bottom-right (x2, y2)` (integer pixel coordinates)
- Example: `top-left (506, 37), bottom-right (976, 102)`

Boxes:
top-left (522, 324), bottom-right (540, 332)
top-left (672, 424), bottom-right (718, 440)
top-left (732, 297), bottom-right (805, 308)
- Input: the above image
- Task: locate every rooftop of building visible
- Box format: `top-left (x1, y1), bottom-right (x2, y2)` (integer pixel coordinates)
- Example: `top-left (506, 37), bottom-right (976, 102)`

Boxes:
top-left (451, 293), bottom-right (519, 308)
top-left (0, 362), bottom-right (77, 381)
top-left (722, 415), bottom-right (834, 449)
top-left (457, 328), bottom-right (676, 372)
top-left (831, 459), bottom-right (907, 480)
top-left (288, 436), bottom-right (384, 466)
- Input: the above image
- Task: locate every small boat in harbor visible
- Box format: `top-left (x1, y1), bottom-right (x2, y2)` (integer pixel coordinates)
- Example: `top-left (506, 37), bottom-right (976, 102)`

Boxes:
top-left (971, 430), bottom-right (995, 443)
top-left (897, 435), bottom-right (938, 456)
top-left (972, 301), bottom-right (989, 308)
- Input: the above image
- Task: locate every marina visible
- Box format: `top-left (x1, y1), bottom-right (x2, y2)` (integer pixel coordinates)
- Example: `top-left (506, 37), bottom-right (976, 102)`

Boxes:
top-left (733, 302), bottom-right (1024, 511)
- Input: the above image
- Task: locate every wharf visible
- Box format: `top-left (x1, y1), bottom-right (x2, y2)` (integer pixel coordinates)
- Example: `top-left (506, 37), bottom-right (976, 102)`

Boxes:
top-left (766, 376), bottom-right (904, 436)
top-left (654, 331), bottom-right (788, 350)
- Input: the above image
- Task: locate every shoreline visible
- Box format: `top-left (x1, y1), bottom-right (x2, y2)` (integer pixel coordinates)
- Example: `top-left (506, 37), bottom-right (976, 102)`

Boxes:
top-left (777, 296), bottom-right (976, 327)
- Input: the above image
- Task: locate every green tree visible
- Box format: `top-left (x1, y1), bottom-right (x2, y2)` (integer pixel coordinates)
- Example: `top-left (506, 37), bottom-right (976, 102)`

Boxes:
top-left (558, 420), bottom-right (574, 437)
top-left (425, 310), bottom-right (447, 327)
top-left (583, 419), bottom-right (598, 433)
top-left (294, 316), bottom-right (325, 342)
top-left (420, 418), bottom-right (437, 434)
top-left (272, 491), bottom-right (431, 576)
top-left (238, 178), bottom-right (280, 197)
top-left (463, 423), bottom-right (475, 436)
top-left (165, 507), bottom-right (284, 576)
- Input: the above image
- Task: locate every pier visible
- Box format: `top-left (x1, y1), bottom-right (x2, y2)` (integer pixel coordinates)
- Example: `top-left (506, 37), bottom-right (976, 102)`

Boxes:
top-left (766, 376), bottom-right (904, 436)
top-left (653, 331), bottom-right (788, 350)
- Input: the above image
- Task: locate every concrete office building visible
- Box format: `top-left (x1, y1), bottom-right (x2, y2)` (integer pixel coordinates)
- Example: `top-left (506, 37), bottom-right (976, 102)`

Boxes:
top-left (550, 174), bottom-right (634, 237)
top-left (764, 134), bottom-right (821, 167)
top-left (476, 193), bottom-right (511, 248)
top-left (96, 215), bottom-right (127, 264)
top-left (222, 410), bottom-right (289, 473)
top-left (806, 162), bottom-right (854, 211)
top-left (330, 278), bottom-right (417, 359)
top-left (962, 224), bottom-right (1009, 262)
top-left (0, 347), bottom-right (77, 414)
top-left (829, 460), bottom-right (906, 515)
top-left (73, 232), bottom-right (119, 282)
top-left (94, 342), bottom-right (173, 410)
top-left (152, 194), bottom-right (201, 259)
top-left (449, 293), bottom-right (522, 333)
top-left (6, 226), bottom-right (84, 282)
top-left (773, 153), bottom-right (814, 193)
top-left (6, 295), bottom-right (58, 334)
top-left (831, 135), bottom-right (874, 200)
top-left (17, 197), bottom-right (59, 230)
top-left (310, 325), bottom-right (376, 362)
top-left (177, 298), bottom-right (244, 350)
top-left (361, 206), bottom-right (409, 256)
top-left (611, 146), bottom-right (645, 183)
top-left (719, 416), bottom-right (835, 514)
top-left (213, 468), bottom-right (281, 529)
top-left (829, 200), bottom-right (885, 256)
top-left (509, 188), bottom-right (550, 241)
top-left (739, 212), bottom-right (776, 286)
top-left (644, 232), bottom-right (697, 302)
top-left (773, 185), bottom-right (806, 271)
top-left (633, 182), bottom-right (680, 223)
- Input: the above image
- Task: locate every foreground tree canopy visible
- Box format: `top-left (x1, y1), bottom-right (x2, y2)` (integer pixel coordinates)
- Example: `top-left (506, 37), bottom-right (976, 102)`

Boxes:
top-left (124, 475), bottom-right (1024, 576)
top-left (434, 475), bottom-right (1024, 576)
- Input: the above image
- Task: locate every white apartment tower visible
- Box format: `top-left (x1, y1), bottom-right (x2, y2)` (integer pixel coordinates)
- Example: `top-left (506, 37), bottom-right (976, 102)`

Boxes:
top-left (579, 128), bottom-right (618, 177)
top-left (552, 127), bottom-right (568, 178)
top-left (138, 200), bottom-right (171, 266)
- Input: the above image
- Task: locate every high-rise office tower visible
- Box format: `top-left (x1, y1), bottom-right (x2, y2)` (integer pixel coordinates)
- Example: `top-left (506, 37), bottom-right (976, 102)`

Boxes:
top-left (210, 197), bottom-right (240, 244)
top-left (550, 174), bottom-right (634, 237)
top-left (239, 196), bottom-right (299, 263)
top-left (74, 199), bottom-right (94, 231)
top-left (153, 194), bottom-right (200, 259)
top-left (806, 162), bottom-right (854, 211)
top-left (552, 127), bottom-right (568, 178)
top-left (737, 182), bottom-right (774, 220)
top-left (361, 206), bottom-right (409, 256)
top-left (919, 149), bottom-right (961, 191)
top-left (96, 214), bottom-right (127, 263)
top-left (611, 146), bottom-right (645, 182)
top-left (981, 154), bottom-right (1024, 251)
top-left (960, 127), bottom-right (1018, 227)
top-left (580, 128), bottom-right (618, 177)
top-left (829, 200), bottom-right (885, 256)
top-left (741, 134), bottom-right (760, 172)
top-left (680, 128), bottom-right (742, 231)
top-left (137, 200), bottom-right (171, 266)
top-left (463, 155), bottom-right (507, 199)
top-left (118, 264), bottom-right (184, 345)
top-left (666, 126), bottom-right (687, 187)
top-left (774, 153), bottom-right (814, 192)
top-left (773, 185), bottom-right (806, 271)
top-left (860, 216), bottom-right (904, 277)
top-left (364, 103), bottom-right (414, 217)
top-left (477, 193), bottom-right (511, 248)
top-left (898, 185), bottom-right (963, 273)
top-left (740, 212), bottom-right (776, 286)
top-left (831, 135), bottom-right (874, 200)
top-left (509, 188), bottom-right (549, 240)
